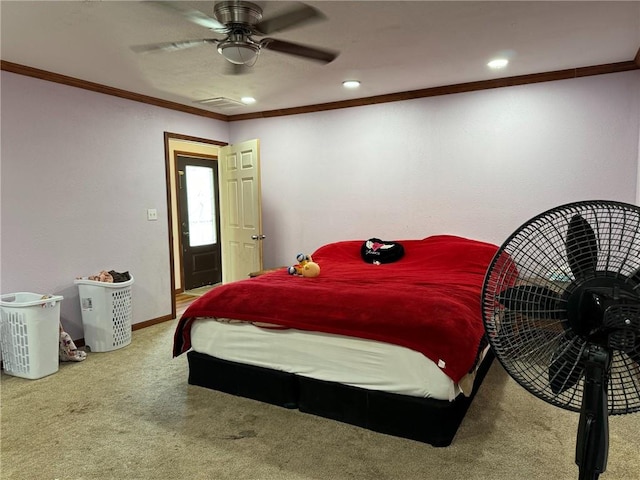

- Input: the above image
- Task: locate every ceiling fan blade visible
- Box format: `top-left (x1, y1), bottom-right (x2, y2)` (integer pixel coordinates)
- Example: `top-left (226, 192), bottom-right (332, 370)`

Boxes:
top-left (130, 39), bottom-right (216, 54)
top-left (497, 285), bottom-right (565, 319)
top-left (566, 214), bottom-right (598, 278)
top-left (149, 1), bottom-right (228, 32)
top-left (254, 3), bottom-right (325, 35)
top-left (261, 38), bottom-right (338, 63)
top-left (549, 332), bottom-right (585, 394)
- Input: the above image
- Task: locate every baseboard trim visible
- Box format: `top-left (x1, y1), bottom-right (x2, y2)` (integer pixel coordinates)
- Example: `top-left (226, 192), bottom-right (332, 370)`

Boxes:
top-left (132, 314), bottom-right (174, 331)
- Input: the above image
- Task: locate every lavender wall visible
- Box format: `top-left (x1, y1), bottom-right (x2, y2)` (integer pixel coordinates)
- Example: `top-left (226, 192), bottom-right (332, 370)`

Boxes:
top-left (1, 69), bottom-right (639, 341)
top-left (1, 72), bottom-right (228, 340)
top-left (229, 71), bottom-right (640, 268)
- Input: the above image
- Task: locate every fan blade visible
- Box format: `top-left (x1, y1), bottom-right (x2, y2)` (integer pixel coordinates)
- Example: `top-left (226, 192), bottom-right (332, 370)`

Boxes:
top-left (261, 38), bottom-right (338, 63)
top-left (497, 285), bottom-right (564, 319)
top-left (566, 214), bottom-right (598, 278)
top-left (549, 332), bottom-right (585, 394)
top-left (131, 39), bottom-right (216, 54)
top-left (148, 1), bottom-right (228, 32)
top-left (254, 3), bottom-right (325, 35)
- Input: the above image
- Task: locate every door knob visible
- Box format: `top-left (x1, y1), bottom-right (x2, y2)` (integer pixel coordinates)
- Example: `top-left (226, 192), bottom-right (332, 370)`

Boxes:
top-left (251, 234), bottom-right (266, 240)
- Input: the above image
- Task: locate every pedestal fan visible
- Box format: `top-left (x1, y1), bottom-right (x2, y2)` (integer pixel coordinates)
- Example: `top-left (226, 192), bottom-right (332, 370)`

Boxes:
top-left (482, 200), bottom-right (640, 480)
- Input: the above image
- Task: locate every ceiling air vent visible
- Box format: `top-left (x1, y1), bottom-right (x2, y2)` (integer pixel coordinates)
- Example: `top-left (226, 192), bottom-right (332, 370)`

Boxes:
top-left (195, 97), bottom-right (245, 109)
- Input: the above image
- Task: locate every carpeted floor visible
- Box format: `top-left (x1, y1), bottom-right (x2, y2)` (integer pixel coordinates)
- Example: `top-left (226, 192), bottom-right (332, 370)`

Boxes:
top-left (1, 319), bottom-right (639, 480)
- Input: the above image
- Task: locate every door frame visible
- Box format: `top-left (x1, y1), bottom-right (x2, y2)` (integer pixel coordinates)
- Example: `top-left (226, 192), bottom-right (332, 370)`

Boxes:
top-left (164, 132), bottom-right (227, 319)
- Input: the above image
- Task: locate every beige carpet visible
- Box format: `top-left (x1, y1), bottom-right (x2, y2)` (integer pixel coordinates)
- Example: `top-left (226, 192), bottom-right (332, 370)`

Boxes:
top-left (1, 319), bottom-right (639, 480)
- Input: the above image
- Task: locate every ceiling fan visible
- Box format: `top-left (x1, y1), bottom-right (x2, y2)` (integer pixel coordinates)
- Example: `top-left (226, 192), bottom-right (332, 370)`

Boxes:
top-left (132, 1), bottom-right (338, 72)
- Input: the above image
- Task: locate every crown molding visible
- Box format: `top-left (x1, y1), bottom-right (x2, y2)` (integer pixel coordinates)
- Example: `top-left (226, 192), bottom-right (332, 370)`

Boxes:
top-left (3, 54), bottom-right (639, 123)
top-left (0, 60), bottom-right (229, 121)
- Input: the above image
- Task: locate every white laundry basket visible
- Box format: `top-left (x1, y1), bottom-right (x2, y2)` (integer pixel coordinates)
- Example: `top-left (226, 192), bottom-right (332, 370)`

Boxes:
top-left (74, 276), bottom-right (133, 352)
top-left (0, 293), bottom-right (63, 379)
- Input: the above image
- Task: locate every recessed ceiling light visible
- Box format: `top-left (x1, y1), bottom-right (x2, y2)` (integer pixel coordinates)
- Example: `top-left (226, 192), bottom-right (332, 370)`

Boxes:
top-left (241, 96), bottom-right (256, 105)
top-left (342, 80), bottom-right (361, 89)
top-left (487, 58), bottom-right (509, 69)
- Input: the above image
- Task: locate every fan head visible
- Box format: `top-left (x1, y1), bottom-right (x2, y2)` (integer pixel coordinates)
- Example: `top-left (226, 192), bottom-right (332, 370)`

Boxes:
top-left (482, 200), bottom-right (640, 415)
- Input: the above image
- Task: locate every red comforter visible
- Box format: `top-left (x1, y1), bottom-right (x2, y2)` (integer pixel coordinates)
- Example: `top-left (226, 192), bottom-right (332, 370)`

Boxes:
top-left (173, 235), bottom-right (500, 382)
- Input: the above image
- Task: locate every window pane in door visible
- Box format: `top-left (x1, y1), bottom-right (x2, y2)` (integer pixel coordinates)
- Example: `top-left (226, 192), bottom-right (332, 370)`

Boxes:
top-left (185, 165), bottom-right (216, 247)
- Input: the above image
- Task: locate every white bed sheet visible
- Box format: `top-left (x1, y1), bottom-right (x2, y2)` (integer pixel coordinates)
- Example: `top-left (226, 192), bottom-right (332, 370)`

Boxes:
top-left (190, 318), bottom-right (470, 401)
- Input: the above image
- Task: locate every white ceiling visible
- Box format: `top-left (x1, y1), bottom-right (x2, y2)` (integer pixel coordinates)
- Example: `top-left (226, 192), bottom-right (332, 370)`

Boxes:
top-left (1, 1), bottom-right (639, 116)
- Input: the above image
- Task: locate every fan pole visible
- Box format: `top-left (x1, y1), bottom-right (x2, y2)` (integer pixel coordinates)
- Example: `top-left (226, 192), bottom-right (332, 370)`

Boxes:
top-left (575, 345), bottom-right (610, 480)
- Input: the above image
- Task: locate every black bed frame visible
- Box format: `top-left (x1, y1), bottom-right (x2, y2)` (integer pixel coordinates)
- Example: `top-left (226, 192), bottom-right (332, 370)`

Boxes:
top-left (186, 348), bottom-right (495, 447)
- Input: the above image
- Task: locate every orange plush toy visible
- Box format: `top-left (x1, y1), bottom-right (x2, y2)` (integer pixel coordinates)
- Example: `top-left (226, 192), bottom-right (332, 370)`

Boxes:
top-left (288, 253), bottom-right (320, 278)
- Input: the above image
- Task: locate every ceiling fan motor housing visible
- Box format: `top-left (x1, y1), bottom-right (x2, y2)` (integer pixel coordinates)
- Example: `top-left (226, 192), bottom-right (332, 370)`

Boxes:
top-left (214, 1), bottom-right (263, 26)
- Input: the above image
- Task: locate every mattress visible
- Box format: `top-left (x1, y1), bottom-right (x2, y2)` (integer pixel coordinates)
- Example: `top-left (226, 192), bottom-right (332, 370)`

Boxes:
top-left (175, 236), bottom-right (504, 384)
top-left (190, 318), bottom-right (484, 401)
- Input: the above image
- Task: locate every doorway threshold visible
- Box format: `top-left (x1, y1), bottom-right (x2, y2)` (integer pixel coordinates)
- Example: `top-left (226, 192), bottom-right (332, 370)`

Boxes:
top-left (183, 284), bottom-right (221, 297)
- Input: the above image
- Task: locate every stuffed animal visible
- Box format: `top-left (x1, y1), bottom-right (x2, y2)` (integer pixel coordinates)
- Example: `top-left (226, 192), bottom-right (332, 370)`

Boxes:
top-left (288, 253), bottom-right (320, 278)
top-left (301, 261), bottom-right (320, 277)
top-left (288, 253), bottom-right (311, 275)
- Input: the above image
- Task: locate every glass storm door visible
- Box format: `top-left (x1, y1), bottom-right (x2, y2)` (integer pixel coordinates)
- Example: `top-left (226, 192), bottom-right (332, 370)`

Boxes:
top-left (177, 155), bottom-right (222, 290)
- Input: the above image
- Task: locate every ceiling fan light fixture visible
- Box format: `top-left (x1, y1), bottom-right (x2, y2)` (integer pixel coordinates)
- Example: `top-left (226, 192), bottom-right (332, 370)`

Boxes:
top-left (218, 41), bottom-right (260, 65)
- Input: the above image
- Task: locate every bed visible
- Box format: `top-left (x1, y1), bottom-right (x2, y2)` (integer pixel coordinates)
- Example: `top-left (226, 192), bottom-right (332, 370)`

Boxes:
top-left (173, 235), bottom-right (502, 447)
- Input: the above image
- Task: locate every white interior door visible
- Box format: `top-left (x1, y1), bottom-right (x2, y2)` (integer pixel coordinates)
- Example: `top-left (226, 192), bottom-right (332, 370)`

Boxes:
top-left (219, 139), bottom-right (264, 283)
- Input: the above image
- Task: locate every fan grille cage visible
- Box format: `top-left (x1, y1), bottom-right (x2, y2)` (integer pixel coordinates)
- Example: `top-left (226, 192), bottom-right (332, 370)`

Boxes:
top-left (482, 200), bottom-right (640, 414)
